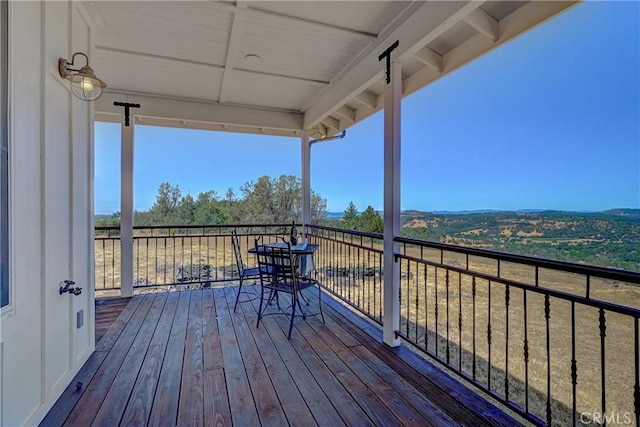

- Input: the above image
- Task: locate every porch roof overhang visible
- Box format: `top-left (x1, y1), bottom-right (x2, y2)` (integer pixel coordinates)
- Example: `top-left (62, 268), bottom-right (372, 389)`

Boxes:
top-left (91, 0), bottom-right (578, 137)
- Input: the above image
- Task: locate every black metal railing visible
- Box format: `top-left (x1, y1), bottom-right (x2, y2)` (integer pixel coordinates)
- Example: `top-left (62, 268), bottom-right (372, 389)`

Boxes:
top-left (94, 224), bottom-right (291, 294)
top-left (305, 224), bottom-right (384, 324)
top-left (394, 236), bottom-right (640, 427)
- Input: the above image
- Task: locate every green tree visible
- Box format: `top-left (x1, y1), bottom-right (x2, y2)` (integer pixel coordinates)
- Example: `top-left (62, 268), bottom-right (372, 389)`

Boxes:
top-left (150, 183), bottom-right (182, 224)
top-left (193, 191), bottom-right (227, 225)
top-left (235, 174), bottom-right (326, 224)
top-left (171, 194), bottom-right (196, 224)
top-left (311, 193), bottom-right (327, 225)
top-left (358, 206), bottom-right (384, 234)
top-left (342, 202), bottom-right (358, 230)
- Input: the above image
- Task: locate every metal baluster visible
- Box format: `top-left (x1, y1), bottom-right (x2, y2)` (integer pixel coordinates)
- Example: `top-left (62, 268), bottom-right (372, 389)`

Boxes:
top-left (367, 247), bottom-right (371, 316)
top-left (405, 259), bottom-right (409, 338)
top-left (446, 269), bottom-right (450, 364)
top-left (171, 230), bottom-right (176, 286)
top-left (154, 233), bottom-right (159, 285)
top-left (488, 280), bottom-right (492, 390)
top-left (435, 266), bottom-right (439, 358)
top-left (378, 251), bottom-right (383, 322)
top-left (472, 276), bottom-right (477, 380)
top-left (182, 236), bottom-right (186, 287)
top-left (599, 308), bottom-right (606, 425)
top-left (347, 242), bottom-right (352, 302)
top-left (545, 294), bottom-right (552, 426)
top-left (424, 263), bottom-right (429, 350)
top-left (146, 235), bottom-right (149, 287)
top-left (101, 239), bottom-right (106, 289)
top-left (358, 246), bottom-right (362, 309)
top-left (135, 236), bottom-right (139, 285)
top-left (571, 301), bottom-right (577, 427)
top-left (635, 318), bottom-right (639, 427)
top-left (189, 236), bottom-right (194, 283)
top-left (198, 234), bottom-right (202, 283)
top-left (222, 234), bottom-right (226, 281)
top-left (505, 284), bottom-right (510, 401)
top-left (163, 236), bottom-right (167, 285)
top-left (338, 234), bottom-right (342, 298)
top-left (206, 235), bottom-right (210, 280)
top-left (416, 261), bottom-right (420, 344)
top-left (458, 272), bottom-right (462, 371)
top-left (523, 290), bottom-right (529, 413)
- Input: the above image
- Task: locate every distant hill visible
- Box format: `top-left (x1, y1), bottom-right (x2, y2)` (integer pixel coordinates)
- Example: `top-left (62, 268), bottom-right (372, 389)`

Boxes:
top-left (325, 211), bottom-right (344, 220)
top-left (431, 209), bottom-right (549, 215)
top-left (400, 209), bottom-right (640, 271)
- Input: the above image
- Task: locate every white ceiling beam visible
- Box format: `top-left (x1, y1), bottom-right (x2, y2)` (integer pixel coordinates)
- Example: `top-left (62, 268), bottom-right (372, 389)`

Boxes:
top-left (218, 1), bottom-right (247, 104)
top-left (334, 106), bottom-right (356, 124)
top-left (303, 1), bottom-right (486, 128)
top-left (402, 1), bottom-right (579, 98)
top-left (322, 116), bottom-right (340, 131)
top-left (324, 1), bottom-right (424, 91)
top-left (464, 8), bottom-right (499, 42)
top-left (95, 92), bottom-right (302, 132)
top-left (205, 1), bottom-right (377, 41)
top-left (94, 46), bottom-right (226, 70)
top-left (414, 47), bottom-right (443, 73)
top-left (353, 92), bottom-right (378, 110)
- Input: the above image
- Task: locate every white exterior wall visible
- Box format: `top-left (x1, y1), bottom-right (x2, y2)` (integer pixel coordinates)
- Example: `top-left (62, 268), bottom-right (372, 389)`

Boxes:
top-left (0, 2), bottom-right (95, 425)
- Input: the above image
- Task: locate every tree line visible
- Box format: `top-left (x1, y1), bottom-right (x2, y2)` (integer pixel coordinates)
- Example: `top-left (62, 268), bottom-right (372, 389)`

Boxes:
top-left (95, 175), bottom-right (384, 234)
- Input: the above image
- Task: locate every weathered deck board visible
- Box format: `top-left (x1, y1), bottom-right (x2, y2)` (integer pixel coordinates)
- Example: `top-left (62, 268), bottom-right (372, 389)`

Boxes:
top-left (202, 289), bottom-right (232, 426)
top-left (235, 286), bottom-right (347, 427)
top-left (64, 295), bottom-right (155, 426)
top-left (178, 290), bottom-right (204, 426)
top-left (148, 291), bottom-right (191, 426)
top-left (214, 286), bottom-right (261, 426)
top-left (44, 287), bottom-right (521, 427)
top-left (92, 293), bottom-right (168, 426)
top-left (94, 296), bottom-right (132, 343)
top-left (120, 291), bottom-right (180, 426)
top-left (222, 286), bottom-right (318, 426)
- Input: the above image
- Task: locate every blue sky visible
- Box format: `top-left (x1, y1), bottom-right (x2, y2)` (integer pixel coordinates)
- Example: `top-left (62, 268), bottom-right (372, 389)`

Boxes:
top-left (95, 1), bottom-right (639, 215)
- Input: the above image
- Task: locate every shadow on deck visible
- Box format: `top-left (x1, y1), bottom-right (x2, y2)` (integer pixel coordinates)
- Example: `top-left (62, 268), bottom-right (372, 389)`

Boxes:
top-left (42, 286), bottom-right (520, 426)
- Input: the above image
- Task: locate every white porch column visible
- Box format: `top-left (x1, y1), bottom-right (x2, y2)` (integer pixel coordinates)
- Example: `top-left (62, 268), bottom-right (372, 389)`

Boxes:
top-left (301, 129), bottom-right (311, 227)
top-left (120, 120), bottom-right (134, 297)
top-left (383, 61), bottom-right (401, 347)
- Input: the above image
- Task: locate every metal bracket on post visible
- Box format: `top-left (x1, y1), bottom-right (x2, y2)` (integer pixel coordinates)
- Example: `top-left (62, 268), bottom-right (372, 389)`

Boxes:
top-left (378, 40), bottom-right (399, 84)
top-left (113, 102), bottom-right (141, 126)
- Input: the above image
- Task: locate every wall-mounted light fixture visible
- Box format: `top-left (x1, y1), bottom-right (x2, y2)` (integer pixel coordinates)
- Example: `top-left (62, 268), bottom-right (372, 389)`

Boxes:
top-left (58, 52), bottom-right (106, 101)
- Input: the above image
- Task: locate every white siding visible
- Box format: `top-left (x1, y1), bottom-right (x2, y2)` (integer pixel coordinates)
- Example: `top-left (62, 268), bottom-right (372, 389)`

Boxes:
top-left (0, 2), bottom-right (95, 425)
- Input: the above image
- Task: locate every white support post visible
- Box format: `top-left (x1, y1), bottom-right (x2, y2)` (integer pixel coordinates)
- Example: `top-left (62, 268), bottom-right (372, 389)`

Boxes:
top-left (120, 120), bottom-right (134, 297)
top-left (301, 130), bottom-right (311, 228)
top-left (383, 62), bottom-right (401, 347)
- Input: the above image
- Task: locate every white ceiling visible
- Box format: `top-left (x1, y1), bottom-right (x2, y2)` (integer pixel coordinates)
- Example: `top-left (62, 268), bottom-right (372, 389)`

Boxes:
top-left (88, 1), bottom-right (578, 137)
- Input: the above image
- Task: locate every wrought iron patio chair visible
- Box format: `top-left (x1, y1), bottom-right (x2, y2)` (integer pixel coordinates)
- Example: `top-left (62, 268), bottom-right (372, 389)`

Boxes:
top-left (255, 242), bottom-right (324, 339)
top-left (231, 229), bottom-right (261, 312)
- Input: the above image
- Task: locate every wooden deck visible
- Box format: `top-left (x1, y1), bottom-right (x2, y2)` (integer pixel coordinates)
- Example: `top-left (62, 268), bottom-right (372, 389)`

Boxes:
top-left (95, 296), bottom-right (131, 342)
top-left (42, 286), bottom-right (520, 426)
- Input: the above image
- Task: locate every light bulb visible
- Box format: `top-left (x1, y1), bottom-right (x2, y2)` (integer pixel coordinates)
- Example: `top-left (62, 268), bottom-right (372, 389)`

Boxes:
top-left (80, 78), bottom-right (94, 90)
